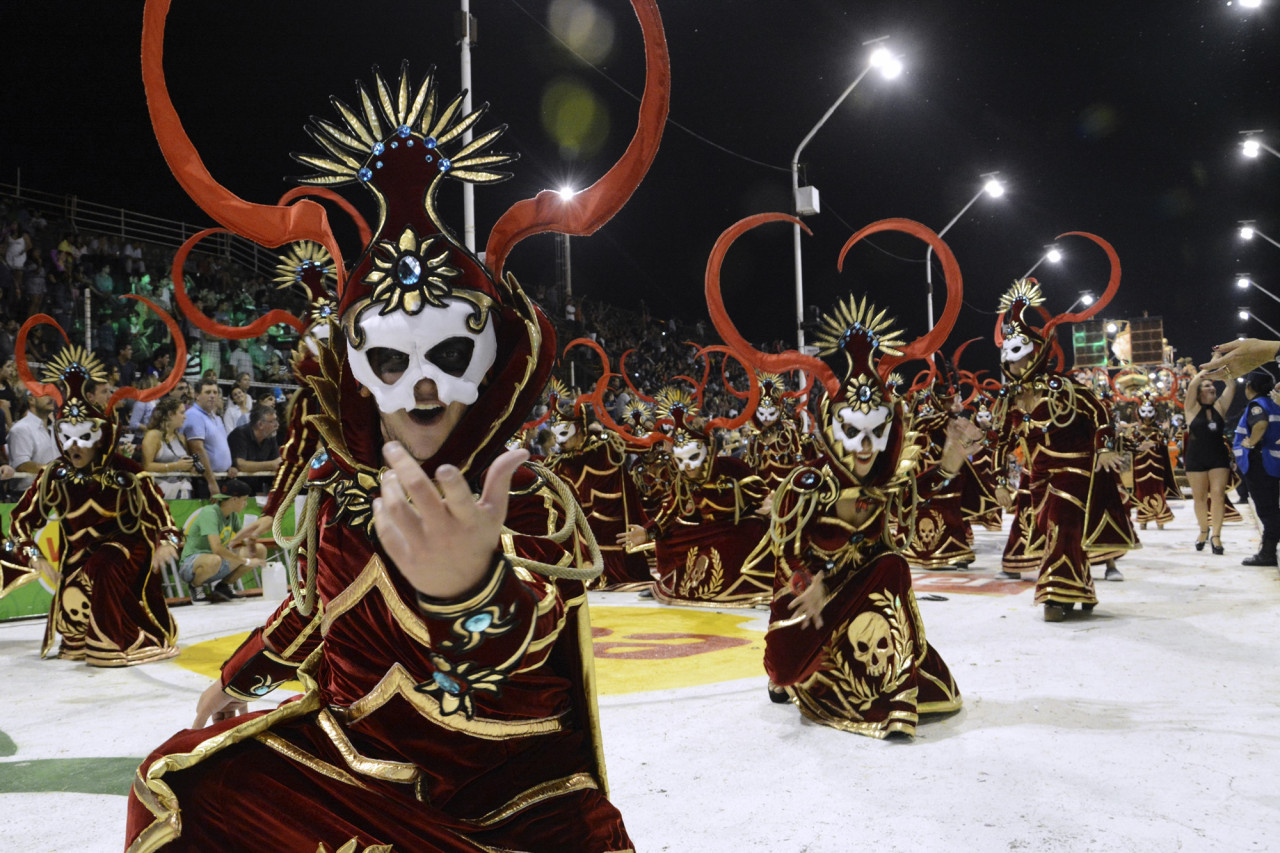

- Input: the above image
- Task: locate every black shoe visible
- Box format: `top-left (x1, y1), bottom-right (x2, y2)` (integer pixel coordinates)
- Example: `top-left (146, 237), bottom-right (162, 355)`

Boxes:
top-left (1210, 536), bottom-right (1224, 556)
top-left (205, 585), bottom-right (233, 604)
top-left (767, 682), bottom-right (790, 704)
top-left (214, 581), bottom-right (238, 600)
top-left (1242, 552), bottom-right (1278, 567)
top-left (996, 570), bottom-right (1022, 580)
top-left (1195, 529), bottom-right (1209, 551)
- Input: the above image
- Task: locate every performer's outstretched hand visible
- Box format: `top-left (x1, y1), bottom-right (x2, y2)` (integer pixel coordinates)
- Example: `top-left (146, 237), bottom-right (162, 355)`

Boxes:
top-left (32, 555), bottom-right (60, 583)
top-left (374, 442), bottom-right (528, 600)
top-left (151, 541), bottom-right (179, 573)
top-left (620, 524), bottom-right (649, 550)
top-left (231, 514), bottom-right (274, 547)
top-left (193, 681), bottom-right (249, 728)
top-left (1201, 338), bottom-right (1280, 380)
top-left (1095, 450), bottom-right (1126, 472)
top-left (787, 569), bottom-right (826, 630)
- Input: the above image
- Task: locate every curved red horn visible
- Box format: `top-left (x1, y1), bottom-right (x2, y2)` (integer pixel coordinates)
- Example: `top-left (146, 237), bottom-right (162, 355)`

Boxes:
top-left (952, 337), bottom-right (980, 370)
top-left (838, 218), bottom-right (962, 371)
top-left (705, 213), bottom-right (838, 395)
top-left (564, 336), bottom-right (613, 412)
top-left (15, 315), bottom-right (68, 403)
top-left (719, 359), bottom-right (751, 400)
top-left (620, 349), bottom-right (655, 403)
top-left (143, 0), bottom-right (340, 253)
top-left (171, 228), bottom-right (307, 338)
top-left (782, 369), bottom-right (815, 401)
top-left (697, 346), bottom-right (761, 433)
top-left (1042, 231), bottom-right (1120, 338)
top-left (484, 0), bottom-right (669, 278)
top-left (105, 295), bottom-right (188, 413)
top-left (277, 186), bottom-right (370, 255)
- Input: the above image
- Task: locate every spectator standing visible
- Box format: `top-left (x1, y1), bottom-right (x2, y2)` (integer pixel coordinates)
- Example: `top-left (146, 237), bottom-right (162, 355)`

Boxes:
top-left (228, 404), bottom-right (281, 495)
top-left (114, 342), bottom-right (138, 387)
top-left (1233, 370), bottom-right (1280, 567)
top-left (6, 394), bottom-right (59, 494)
top-left (128, 376), bottom-right (161, 434)
top-left (228, 346), bottom-right (254, 382)
top-left (5, 222), bottom-right (31, 292)
top-left (182, 379), bottom-right (236, 498)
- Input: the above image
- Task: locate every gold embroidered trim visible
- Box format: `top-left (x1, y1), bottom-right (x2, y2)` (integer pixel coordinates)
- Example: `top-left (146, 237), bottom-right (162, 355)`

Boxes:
top-left (254, 731), bottom-right (371, 791)
top-left (314, 707), bottom-right (420, 783)
top-left (459, 772), bottom-right (599, 827)
top-left (337, 662), bottom-right (566, 738)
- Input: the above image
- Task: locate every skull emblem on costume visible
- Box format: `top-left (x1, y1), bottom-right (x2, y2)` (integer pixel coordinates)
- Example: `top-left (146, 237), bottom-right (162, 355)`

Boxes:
top-left (346, 297), bottom-right (498, 415)
top-left (917, 513), bottom-right (942, 551)
top-left (673, 437), bottom-right (709, 474)
top-left (1001, 332), bottom-right (1035, 364)
top-left (848, 611), bottom-right (892, 677)
top-left (1138, 403), bottom-right (1155, 420)
top-left (59, 584), bottom-right (91, 633)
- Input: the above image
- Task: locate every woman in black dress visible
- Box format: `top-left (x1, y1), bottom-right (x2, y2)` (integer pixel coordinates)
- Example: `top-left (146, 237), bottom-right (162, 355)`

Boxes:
top-left (1183, 371), bottom-right (1235, 553)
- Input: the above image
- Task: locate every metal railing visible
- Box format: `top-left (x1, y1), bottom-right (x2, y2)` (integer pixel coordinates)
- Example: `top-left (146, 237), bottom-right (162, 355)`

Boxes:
top-left (0, 182), bottom-right (271, 276)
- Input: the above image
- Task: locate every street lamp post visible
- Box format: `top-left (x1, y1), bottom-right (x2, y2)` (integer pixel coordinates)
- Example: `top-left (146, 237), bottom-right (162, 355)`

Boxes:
top-left (558, 186), bottom-right (577, 386)
top-left (458, 0), bottom-right (479, 252)
top-left (1020, 245), bottom-right (1063, 280)
top-left (791, 38), bottom-right (901, 349)
top-left (1062, 289), bottom-right (1095, 313)
top-left (1236, 274), bottom-right (1280, 307)
top-left (1240, 308), bottom-right (1280, 338)
top-left (1239, 221), bottom-right (1280, 250)
top-left (1241, 130), bottom-right (1280, 161)
top-left (925, 174), bottom-right (1005, 327)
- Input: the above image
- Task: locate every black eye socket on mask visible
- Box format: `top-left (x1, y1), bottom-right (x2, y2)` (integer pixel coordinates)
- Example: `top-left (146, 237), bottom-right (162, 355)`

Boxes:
top-left (367, 347), bottom-right (411, 382)
top-left (427, 337), bottom-right (475, 377)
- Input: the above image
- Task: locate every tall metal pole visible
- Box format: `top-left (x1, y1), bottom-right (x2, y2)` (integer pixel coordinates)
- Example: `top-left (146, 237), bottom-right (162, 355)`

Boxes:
top-left (925, 185), bottom-right (988, 328)
top-left (791, 65), bottom-right (872, 350)
top-left (459, 0), bottom-right (476, 252)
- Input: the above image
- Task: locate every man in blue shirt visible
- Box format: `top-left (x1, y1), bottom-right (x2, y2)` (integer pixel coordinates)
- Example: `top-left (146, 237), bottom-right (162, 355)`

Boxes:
top-left (1233, 371), bottom-right (1280, 566)
top-left (183, 378), bottom-right (237, 498)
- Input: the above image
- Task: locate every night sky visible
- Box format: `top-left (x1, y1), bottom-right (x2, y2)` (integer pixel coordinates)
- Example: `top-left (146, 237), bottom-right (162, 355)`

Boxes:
top-left (6, 0), bottom-right (1279, 380)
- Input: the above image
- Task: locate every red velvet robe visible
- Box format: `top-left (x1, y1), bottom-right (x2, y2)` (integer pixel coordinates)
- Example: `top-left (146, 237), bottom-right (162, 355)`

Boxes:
top-left (125, 462), bottom-right (631, 853)
top-left (764, 459), bottom-right (962, 738)
top-left (1130, 421), bottom-right (1176, 526)
top-left (646, 455), bottom-right (773, 607)
top-left (549, 431), bottom-right (653, 590)
top-left (742, 415), bottom-right (819, 489)
top-left (898, 412), bottom-right (977, 569)
top-left (1, 453), bottom-right (181, 666)
top-left (993, 375), bottom-right (1139, 606)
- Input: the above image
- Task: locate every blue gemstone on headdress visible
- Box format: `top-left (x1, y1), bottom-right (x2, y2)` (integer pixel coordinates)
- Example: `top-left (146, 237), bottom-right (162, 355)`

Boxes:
top-left (406, 138), bottom-right (414, 147)
top-left (463, 613), bottom-right (493, 632)
top-left (310, 450), bottom-right (329, 469)
top-left (372, 142), bottom-right (385, 155)
top-left (375, 160), bottom-right (384, 169)
top-left (398, 255), bottom-right (422, 285)
top-left (858, 386), bottom-right (873, 401)
top-left (389, 141), bottom-right (398, 149)
top-left (424, 154), bottom-right (434, 164)
top-left (358, 167), bottom-right (373, 182)
top-left (439, 159), bottom-right (452, 171)
top-left (424, 137), bottom-right (438, 149)
top-left (433, 671), bottom-right (461, 694)
top-left (397, 124), bottom-right (411, 138)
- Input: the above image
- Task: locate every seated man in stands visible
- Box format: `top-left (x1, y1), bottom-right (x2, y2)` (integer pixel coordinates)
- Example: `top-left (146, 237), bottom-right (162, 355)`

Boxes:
top-left (228, 403), bottom-right (281, 495)
top-left (177, 478), bottom-right (266, 603)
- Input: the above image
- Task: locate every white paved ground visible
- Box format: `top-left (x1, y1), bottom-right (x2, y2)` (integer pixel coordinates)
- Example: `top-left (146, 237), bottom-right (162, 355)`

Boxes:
top-left (1, 503), bottom-right (1278, 852)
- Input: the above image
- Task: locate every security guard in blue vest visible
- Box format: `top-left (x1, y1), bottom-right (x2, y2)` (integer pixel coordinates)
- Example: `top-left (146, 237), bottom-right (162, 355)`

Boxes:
top-left (1233, 371), bottom-right (1280, 566)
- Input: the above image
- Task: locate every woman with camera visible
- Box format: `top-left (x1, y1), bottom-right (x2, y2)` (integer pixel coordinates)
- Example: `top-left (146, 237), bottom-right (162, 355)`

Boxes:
top-left (140, 397), bottom-right (196, 499)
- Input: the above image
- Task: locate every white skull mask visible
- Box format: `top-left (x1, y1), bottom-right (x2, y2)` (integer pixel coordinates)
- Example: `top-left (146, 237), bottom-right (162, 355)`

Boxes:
top-left (975, 409), bottom-right (993, 429)
top-left (57, 419), bottom-right (104, 452)
top-left (830, 405), bottom-right (893, 455)
top-left (673, 438), bottom-right (709, 473)
top-left (550, 421), bottom-right (578, 447)
top-left (1138, 404), bottom-right (1156, 419)
top-left (756, 404), bottom-right (779, 426)
top-left (1001, 333), bottom-right (1035, 364)
top-left (347, 297), bottom-right (498, 415)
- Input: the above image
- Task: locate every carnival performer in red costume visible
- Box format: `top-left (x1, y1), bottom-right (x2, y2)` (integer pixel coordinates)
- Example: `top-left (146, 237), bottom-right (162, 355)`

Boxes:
top-left (617, 372), bottom-right (774, 607)
top-left (964, 388), bottom-right (1006, 533)
top-left (738, 370), bottom-right (819, 489)
top-left (538, 357), bottom-right (653, 590)
top-left (706, 214), bottom-right (973, 738)
top-left (126, 0), bottom-right (668, 848)
top-left (990, 260), bottom-right (1138, 623)
top-left (1, 315), bottom-right (187, 667)
top-left (1126, 390), bottom-right (1178, 530)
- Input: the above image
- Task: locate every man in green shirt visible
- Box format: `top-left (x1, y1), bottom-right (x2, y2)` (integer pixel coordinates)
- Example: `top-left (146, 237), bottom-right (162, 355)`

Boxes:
top-left (178, 478), bottom-right (266, 602)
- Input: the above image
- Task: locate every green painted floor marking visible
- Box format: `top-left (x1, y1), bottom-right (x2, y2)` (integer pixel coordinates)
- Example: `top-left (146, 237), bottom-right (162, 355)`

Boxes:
top-left (0, 757), bottom-right (140, 796)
